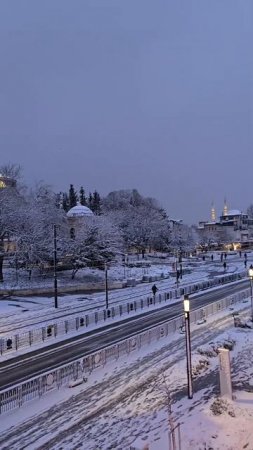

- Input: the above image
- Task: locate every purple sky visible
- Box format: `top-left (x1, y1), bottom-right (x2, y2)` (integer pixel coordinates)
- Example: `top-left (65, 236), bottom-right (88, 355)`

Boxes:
top-left (0, 1), bottom-right (252, 224)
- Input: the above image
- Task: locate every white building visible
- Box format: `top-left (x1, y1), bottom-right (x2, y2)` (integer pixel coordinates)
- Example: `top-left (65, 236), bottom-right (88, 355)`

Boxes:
top-left (66, 202), bottom-right (93, 238)
top-left (198, 200), bottom-right (253, 249)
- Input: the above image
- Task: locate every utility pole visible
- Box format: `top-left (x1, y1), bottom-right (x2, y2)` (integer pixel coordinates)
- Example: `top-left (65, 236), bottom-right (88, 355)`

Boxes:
top-left (53, 224), bottom-right (58, 308)
top-left (105, 262), bottom-right (109, 309)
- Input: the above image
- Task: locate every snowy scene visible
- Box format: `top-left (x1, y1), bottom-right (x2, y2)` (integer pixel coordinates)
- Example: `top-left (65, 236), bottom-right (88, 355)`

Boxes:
top-left (1, 1), bottom-right (253, 449)
top-left (1, 167), bottom-right (253, 450)
top-left (0, 242), bottom-right (253, 449)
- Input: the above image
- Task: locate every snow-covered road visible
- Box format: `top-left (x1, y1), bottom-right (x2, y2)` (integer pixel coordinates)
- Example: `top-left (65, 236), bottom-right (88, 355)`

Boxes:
top-left (0, 304), bottom-right (251, 450)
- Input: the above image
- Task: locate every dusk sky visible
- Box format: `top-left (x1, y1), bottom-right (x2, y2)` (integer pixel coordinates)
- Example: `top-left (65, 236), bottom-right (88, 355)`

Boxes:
top-left (0, 1), bottom-right (252, 224)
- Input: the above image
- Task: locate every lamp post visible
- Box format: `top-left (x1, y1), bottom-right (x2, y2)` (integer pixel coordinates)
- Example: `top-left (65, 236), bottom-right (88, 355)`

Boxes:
top-left (183, 294), bottom-right (193, 399)
top-left (53, 224), bottom-right (58, 309)
top-left (123, 253), bottom-right (127, 279)
top-left (248, 265), bottom-right (253, 321)
top-left (105, 262), bottom-right (109, 309)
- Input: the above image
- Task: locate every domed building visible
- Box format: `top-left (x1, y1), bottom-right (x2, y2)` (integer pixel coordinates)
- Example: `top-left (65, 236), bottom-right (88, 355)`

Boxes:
top-left (67, 202), bottom-right (93, 238)
top-left (67, 203), bottom-right (93, 219)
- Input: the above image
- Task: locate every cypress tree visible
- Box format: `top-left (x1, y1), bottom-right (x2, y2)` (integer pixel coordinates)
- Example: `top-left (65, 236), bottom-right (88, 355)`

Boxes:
top-left (69, 184), bottom-right (77, 208)
top-left (88, 192), bottom-right (93, 209)
top-left (79, 186), bottom-right (87, 206)
top-left (62, 192), bottom-right (69, 211)
top-left (92, 190), bottom-right (101, 215)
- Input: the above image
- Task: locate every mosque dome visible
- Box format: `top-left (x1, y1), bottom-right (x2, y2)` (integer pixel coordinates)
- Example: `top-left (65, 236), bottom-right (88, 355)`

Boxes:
top-left (67, 202), bottom-right (93, 218)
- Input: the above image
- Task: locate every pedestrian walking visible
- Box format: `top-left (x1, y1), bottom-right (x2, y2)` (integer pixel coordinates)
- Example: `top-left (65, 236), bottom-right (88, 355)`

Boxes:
top-left (152, 284), bottom-right (158, 296)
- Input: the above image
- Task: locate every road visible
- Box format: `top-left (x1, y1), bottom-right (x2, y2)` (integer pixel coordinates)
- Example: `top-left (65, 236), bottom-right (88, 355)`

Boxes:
top-left (0, 280), bottom-right (249, 390)
top-left (0, 301), bottom-right (250, 450)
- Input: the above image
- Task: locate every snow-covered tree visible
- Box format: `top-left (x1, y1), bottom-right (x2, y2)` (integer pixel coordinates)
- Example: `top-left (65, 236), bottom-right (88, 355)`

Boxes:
top-left (103, 190), bottom-right (170, 255)
top-left (68, 215), bottom-right (122, 278)
top-left (13, 183), bottom-right (69, 279)
top-left (91, 190), bottom-right (101, 215)
top-left (0, 186), bottom-right (25, 281)
top-left (169, 224), bottom-right (196, 254)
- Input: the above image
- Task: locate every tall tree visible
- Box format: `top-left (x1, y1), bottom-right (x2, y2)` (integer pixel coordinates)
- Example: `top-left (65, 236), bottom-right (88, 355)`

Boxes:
top-left (103, 189), bottom-right (170, 254)
top-left (15, 183), bottom-right (69, 279)
top-left (79, 186), bottom-right (87, 206)
top-left (88, 192), bottom-right (93, 209)
top-left (92, 190), bottom-right (101, 215)
top-left (62, 193), bottom-right (69, 212)
top-left (0, 187), bottom-right (24, 282)
top-left (69, 184), bottom-right (77, 208)
top-left (68, 215), bottom-right (122, 278)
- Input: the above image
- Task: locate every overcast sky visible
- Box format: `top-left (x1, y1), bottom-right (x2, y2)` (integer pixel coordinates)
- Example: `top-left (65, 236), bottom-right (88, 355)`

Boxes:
top-left (0, 1), bottom-right (252, 224)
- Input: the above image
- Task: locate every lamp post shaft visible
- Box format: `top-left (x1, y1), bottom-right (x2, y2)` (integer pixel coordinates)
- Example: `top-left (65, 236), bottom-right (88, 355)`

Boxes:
top-left (250, 278), bottom-right (253, 321)
top-left (185, 311), bottom-right (193, 399)
top-left (53, 224), bottom-right (58, 309)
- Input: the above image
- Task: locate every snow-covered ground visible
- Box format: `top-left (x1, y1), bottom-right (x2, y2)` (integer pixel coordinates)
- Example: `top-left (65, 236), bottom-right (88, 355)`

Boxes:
top-left (0, 252), bottom-right (249, 318)
top-left (0, 252), bottom-right (253, 449)
top-left (0, 300), bottom-right (253, 449)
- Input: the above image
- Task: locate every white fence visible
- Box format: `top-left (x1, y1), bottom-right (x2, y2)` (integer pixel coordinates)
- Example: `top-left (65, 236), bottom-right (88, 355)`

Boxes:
top-left (0, 272), bottom-right (245, 355)
top-left (0, 287), bottom-right (250, 415)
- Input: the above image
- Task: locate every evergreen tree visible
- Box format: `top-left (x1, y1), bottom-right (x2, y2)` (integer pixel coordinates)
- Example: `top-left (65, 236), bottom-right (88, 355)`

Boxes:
top-left (79, 186), bottom-right (87, 206)
top-left (69, 184), bottom-right (77, 208)
top-left (88, 192), bottom-right (93, 209)
top-left (62, 192), bottom-right (69, 212)
top-left (55, 192), bottom-right (62, 209)
top-left (92, 190), bottom-right (101, 215)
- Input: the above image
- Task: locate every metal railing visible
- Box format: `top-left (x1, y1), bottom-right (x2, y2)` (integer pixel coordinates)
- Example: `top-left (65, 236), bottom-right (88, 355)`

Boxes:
top-left (0, 272), bottom-right (245, 355)
top-left (0, 287), bottom-right (250, 415)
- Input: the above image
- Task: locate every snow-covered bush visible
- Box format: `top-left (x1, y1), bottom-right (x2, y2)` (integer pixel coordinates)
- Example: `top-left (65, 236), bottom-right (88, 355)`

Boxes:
top-left (210, 397), bottom-right (235, 417)
top-left (197, 338), bottom-right (235, 358)
top-left (192, 358), bottom-right (210, 377)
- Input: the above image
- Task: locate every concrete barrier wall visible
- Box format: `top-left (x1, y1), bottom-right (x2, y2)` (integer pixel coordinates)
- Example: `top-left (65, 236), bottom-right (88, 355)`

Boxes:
top-left (0, 281), bottom-right (125, 297)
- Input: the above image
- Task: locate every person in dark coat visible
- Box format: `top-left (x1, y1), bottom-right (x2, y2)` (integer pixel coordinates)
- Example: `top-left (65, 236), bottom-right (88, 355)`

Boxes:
top-left (152, 284), bottom-right (158, 296)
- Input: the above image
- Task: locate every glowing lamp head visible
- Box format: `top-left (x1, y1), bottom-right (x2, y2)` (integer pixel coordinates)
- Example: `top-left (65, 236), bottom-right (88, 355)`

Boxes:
top-left (183, 295), bottom-right (190, 312)
top-left (249, 265), bottom-right (253, 279)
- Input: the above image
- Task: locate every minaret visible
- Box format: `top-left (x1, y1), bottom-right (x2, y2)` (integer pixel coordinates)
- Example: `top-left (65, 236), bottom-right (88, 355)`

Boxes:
top-left (223, 198), bottom-right (228, 216)
top-left (211, 202), bottom-right (216, 222)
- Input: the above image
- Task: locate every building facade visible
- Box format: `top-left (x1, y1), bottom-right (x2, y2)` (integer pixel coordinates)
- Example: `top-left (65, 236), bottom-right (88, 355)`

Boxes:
top-left (198, 200), bottom-right (253, 249)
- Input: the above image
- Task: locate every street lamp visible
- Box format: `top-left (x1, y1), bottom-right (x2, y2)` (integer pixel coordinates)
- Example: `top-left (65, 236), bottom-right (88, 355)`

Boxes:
top-left (248, 265), bottom-right (253, 321)
top-left (53, 224), bottom-right (58, 309)
top-left (183, 294), bottom-right (193, 399)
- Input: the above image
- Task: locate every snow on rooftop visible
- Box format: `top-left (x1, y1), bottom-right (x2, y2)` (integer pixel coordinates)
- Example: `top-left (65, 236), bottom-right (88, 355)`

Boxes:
top-left (227, 209), bottom-right (242, 216)
top-left (66, 202), bottom-right (93, 218)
